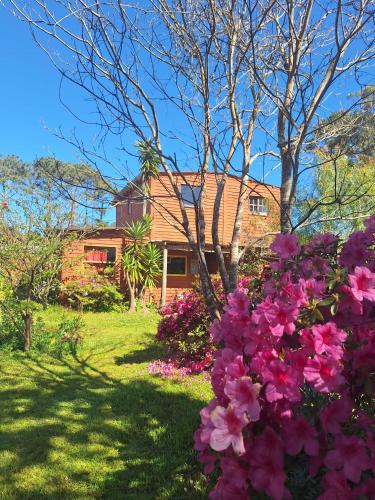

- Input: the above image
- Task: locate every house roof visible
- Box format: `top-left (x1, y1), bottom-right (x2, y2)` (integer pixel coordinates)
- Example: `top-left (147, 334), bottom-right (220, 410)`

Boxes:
top-left (112, 171), bottom-right (280, 205)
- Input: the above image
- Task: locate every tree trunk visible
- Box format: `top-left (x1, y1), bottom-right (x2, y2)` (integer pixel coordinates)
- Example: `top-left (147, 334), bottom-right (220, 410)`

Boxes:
top-left (125, 273), bottom-right (136, 312)
top-left (128, 286), bottom-right (136, 312)
top-left (198, 259), bottom-right (221, 321)
top-left (140, 289), bottom-right (148, 313)
top-left (23, 310), bottom-right (32, 352)
top-left (280, 154), bottom-right (293, 234)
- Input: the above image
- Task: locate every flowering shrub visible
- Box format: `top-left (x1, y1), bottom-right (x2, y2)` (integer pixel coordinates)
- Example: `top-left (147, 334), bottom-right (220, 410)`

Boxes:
top-left (156, 278), bottom-right (252, 373)
top-left (195, 216), bottom-right (375, 499)
top-left (61, 265), bottom-right (123, 312)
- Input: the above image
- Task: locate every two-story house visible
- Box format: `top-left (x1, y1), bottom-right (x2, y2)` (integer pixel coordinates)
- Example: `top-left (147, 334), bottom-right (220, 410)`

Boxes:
top-left (61, 172), bottom-right (280, 304)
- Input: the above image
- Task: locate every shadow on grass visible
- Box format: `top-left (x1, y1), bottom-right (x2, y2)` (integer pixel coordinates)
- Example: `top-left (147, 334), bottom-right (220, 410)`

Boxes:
top-left (0, 350), bottom-right (209, 500)
top-left (114, 341), bottom-right (166, 366)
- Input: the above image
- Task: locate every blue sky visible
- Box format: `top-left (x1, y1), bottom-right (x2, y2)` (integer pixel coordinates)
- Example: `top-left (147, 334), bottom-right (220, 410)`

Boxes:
top-left (0, 11), bottom-right (86, 163)
top-left (0, 5), bottom-right (372, 210)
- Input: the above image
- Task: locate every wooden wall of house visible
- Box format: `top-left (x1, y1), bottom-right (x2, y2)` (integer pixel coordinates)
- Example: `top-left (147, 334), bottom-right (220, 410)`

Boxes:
top-left (148, 173), bottom-right (280, 246)
top-left (116, 198), bottom-right (145, 227)
top-left (61, 229), bottom-right (124, 285)
top-left (146, 249), bottom-right (198, 304)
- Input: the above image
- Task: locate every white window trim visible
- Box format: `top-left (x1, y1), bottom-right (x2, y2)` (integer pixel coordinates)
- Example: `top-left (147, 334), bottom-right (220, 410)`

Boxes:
top-left (249, 196), bottom-right (268, 216)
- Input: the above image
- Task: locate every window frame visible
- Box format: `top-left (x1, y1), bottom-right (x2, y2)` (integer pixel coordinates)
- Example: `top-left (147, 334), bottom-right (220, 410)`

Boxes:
top-left (180, 184), bottom-right (202, 208)
top-left (249, 196), bottom-right (268, 216)
top-left (84, 245), bottom-right (117, 264)
top-left (167, 255), bottom-right (188, 276)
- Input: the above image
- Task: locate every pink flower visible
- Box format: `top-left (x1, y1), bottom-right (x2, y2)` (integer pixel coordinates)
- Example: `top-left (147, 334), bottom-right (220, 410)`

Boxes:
top-left (312, 322), bottom-right (347, 360)
top-left (262, 359), bottom-right (301, 402)
top-left (249, 427), bottom-right (286, 500)
top-left (224, 376), bottom-right (262, 420)
top-left (304, 355), bottom-right (345, 393)
top-left (209, 406), bottom-right (248, 454)
top-left (348, 266), bottom-right (375, 302)
top-left (364, 214), bottom-right (375, 233)
top-left (318, 471), bottom-right (354, 500)
top-left (283, 417), bottom-right (319, 456)
top-left (270, 233), bottom-right (300, 259)
top-left (354, 478), bottom-right (375, 499)
top-left (265, 300), bottom-right (299, 337)
top-left (324, 435), bottom-right (370, 483)
top-left (307, 233), bottom-right (338, 253)
top-left (319, 397), bottom-right (352, 435)
top-left (209, 456), bottom-right (249, 499)
top-left (226, 290), bottom-right (250, 317)
top-left (340, 232), bottom-right (373, 269)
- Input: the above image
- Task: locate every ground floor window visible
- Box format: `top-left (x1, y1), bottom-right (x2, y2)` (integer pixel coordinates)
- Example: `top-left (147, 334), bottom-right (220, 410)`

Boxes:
top-left (84, 246), bottom-right (116, 264)
top-left (167, 255), bottom-right (187, 276)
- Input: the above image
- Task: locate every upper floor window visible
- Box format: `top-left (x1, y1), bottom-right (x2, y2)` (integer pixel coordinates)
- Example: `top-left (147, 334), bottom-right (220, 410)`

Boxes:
top-left (249, 196), bottom-right (268, 215)
top-left (180, 184), bottom-right (202, 207)
top-left (84, 246), bottom-right (116, 264)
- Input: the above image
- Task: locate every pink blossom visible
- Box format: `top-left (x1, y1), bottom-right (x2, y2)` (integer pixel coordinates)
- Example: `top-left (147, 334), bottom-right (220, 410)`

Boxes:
top-left (224, 376), bottom-right (262, 420)
top-left (262, 359), bottom-right (301, 402)
top-left (302, 278), bottom-right (327, 300)
top-left (283, 417), bottom-right (319, 456)
top-left (319, 397), bottom-right (352, 435)
top-left (226, 289), bottom-right (250, 317)
top-left (249, 427), bottom-right (286, 500)
top-left (340, 232), bottom-right (373, 269)
top-left (307, 233), bottom-right (338, 253)
top-left (318, 471), bottom-right (354, 500)
top-left (265, 300), bottom-right (299, 337)
top-left (270, 233), bottom-right (301, 259)
top-left (209, 406), bottom-right (248, 454)
top-left (348, 266), bottom-right (375, 302)
top-left (312, 322), bottom-right (347, 360)
top-left (364, 214), bottom-right (375, 233)
top-left (209, 456), bottom-right (249, 499)
top-left (352, 340), bottom-right (375, 370)
top-left (304, 355), bottom-right (345, 393)
top-left (196, 218), bottom-right (375, 499)
top-left (353, 478), bottom-right (375, 499)
top-left (324, 435), bottom-right (370, 483)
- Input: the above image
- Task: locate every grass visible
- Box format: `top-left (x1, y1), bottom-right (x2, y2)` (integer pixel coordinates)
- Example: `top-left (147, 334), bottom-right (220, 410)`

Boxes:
top-left (0, 307), bottom-right (213, 499)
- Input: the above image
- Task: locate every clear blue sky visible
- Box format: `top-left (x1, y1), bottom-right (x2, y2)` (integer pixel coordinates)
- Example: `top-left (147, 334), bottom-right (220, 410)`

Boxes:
top-left (0, 11), bottom-right (89, 163)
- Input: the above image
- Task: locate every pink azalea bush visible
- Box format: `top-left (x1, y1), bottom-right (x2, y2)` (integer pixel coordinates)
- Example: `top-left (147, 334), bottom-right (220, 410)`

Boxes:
top-left (156, 278), bottom-right (251, 373)
top-left (195, 216), bottom-right (375, 499)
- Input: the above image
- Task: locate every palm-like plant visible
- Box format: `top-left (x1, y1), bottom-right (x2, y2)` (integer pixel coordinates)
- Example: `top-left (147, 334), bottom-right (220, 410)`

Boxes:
top-left (122, 215), bottom-right (161, 311)
top-left (135, 140), bottom-right (160, 216)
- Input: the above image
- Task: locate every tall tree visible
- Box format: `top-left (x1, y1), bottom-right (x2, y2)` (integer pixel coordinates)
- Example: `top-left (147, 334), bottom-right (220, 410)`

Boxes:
top-left (296, 90), bottom-right (375, 236)
top-left (8, 0), bottom-right (375, 316)
top-left (0, 186), bottom-right (76, 351)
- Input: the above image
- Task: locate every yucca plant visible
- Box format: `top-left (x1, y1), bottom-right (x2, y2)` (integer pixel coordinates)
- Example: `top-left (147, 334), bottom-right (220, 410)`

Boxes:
top-left (135, 140), bottom-right (160, 216)
top-left (122, 215), bottom-right (161, 311)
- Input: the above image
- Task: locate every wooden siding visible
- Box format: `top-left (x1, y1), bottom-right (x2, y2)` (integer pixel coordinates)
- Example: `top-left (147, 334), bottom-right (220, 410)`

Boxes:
top-left (61, 229), bottom-right (124, 285)
top-left (116, 198), bottom-right (145, 227)
top-left (148, 173), bottom-right (280, 246)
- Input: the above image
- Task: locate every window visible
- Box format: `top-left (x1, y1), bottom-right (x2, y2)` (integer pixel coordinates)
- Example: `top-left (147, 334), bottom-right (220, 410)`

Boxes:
top-left (167, 256), bottom-right (187, 276)
top-left (180, 184), bottom-right (202, 207)
top-left (249, 196), bottom-right (268, 215)
top-left (84, 246), bottom-right (116, 264)
top-left (127, 200), bottom-right (132, 215)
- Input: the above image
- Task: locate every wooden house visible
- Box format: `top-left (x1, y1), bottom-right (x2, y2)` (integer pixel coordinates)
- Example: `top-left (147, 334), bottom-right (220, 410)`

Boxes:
top-left (61, 172), bottom-right (280, 304)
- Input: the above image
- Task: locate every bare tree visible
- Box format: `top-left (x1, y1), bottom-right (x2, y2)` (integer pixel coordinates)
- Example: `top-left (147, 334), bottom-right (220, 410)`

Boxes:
top-left (248, 1), bottom-right (375, 232)
top-left (6, 0), bottom-right (375, 316)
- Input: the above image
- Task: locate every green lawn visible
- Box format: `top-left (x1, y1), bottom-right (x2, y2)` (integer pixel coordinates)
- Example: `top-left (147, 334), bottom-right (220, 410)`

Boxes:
top-left (0, 308), bottom-right (213, 499)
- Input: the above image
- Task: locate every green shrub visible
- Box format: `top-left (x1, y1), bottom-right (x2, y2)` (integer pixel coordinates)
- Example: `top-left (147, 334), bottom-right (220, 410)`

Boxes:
top-left (61, 266), bottom-right (123, 312)
top-left (0, 297), bottom-right (84, 356)
top-left (36, 315), bottom-right (84, 357)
